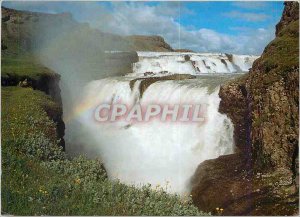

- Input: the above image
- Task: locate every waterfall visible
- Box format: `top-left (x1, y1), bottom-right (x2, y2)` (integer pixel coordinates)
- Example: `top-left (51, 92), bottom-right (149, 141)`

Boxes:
top-left (131, 52), bottom-right (258, 76)
top-left (66, 70), bottom-right (236, 195)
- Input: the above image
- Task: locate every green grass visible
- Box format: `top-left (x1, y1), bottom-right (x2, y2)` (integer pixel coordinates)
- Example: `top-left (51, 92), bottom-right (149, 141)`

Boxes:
top-left (2, 56), bottom-right (56, 82)
top-left (247, 19), bottom-right (299, 91)
top-left (1, 86), bottom-right (207, 215)
top-left (261, 20), bottom-right (299, 74)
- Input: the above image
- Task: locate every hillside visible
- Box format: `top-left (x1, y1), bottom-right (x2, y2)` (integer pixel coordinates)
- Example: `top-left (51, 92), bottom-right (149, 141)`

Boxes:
top-left (126, 35), bottom-right (174, 51)
top-left (1, 6), bottom-right (173, 82)
top-left (1, 6), bottom-right (173, 57)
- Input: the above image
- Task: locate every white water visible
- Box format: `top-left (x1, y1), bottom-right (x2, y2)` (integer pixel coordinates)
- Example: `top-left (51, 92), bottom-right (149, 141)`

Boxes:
top-left (66, 52), bottom-right (254, 195)
top-left (131, 51), bottom-right (258, 76)
top-left (68, 66), bottom-right (236, 195)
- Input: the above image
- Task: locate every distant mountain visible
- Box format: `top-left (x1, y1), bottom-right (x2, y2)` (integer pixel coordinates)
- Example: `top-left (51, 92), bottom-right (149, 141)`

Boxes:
top-left (1, 6), bottom-right (174, 56)
top-left (126, 35), bottom-right (174, 51)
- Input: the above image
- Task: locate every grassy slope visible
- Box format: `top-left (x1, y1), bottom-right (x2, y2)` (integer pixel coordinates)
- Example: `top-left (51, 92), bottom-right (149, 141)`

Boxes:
top-left (2, 56), bottom-right (55, 79)
top-left (263, 20), bottom-right (299, 72)
top-left (1, 80), bottom-right (207, 216)
top-left (250, 20), bottom-right (299, 89)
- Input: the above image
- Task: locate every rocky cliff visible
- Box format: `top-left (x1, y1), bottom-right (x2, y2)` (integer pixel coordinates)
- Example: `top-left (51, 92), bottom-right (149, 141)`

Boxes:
top-left (191, 2), bottom-right (299, 215)
top-left (247, 1), bottom-right (299, 171)
top-left (218, 75), bottom-right (249, 153)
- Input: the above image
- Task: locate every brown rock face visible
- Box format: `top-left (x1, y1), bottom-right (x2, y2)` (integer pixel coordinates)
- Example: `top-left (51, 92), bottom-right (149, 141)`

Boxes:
top-left (219, 75), bottom-right (250, 153)
top-left (129, 74), bottom-right (196, 97)
top-left (247, 1), bottom-right (299, 171)
top-left (191, 154), bottom-right (298, 215)
top-left (247, 69), bottom-right (299, 170)
top-left (191, 2), bottom-right (299, 215)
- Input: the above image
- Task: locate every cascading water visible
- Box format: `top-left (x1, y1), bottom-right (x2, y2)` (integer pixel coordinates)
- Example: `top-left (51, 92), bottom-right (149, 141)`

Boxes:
top-left (66, 52), bottom-right (257, 195)
top-left (132, 52), bottom-right (258, 76)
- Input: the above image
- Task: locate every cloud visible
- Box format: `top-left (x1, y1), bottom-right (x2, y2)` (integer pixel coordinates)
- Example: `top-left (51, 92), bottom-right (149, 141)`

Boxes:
top-left (91, 2), bottom-right (274, 55)
top-left (223, 11), bottom-right (270, 22)
top-left (3, 1), bottom-right (275, 55)
top-left (175, 26), bottom-right (275, 55)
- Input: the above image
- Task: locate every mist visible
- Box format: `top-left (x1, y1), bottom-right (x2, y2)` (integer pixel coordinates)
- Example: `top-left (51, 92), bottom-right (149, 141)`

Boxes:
top-left (73, 77), bottom-right (234, 195)
top-left (30, 7), bottom-right (235, 196)
top-left (31, 12), bottom-right (135, 156)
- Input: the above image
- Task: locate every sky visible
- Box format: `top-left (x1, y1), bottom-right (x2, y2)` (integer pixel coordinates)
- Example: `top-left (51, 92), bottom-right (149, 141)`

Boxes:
top-left (2, 1), bottom-right (284, 55)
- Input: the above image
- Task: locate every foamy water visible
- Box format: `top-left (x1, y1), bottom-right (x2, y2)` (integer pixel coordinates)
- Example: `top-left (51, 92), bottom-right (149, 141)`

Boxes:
top-left (64, 51), bottom-right (257, 195)
top-left (67, 73), bottom-right (235, 195)
top-left (131, 51), bottom-right (258, 76)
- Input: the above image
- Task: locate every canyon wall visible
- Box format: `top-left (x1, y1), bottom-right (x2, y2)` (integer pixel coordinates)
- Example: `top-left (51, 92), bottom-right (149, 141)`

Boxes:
top-left (191, 2), bottom-right (299, 215)
top-left (247, 1), bottom-right (299, 171)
